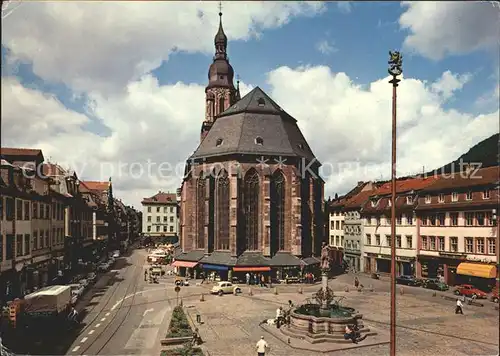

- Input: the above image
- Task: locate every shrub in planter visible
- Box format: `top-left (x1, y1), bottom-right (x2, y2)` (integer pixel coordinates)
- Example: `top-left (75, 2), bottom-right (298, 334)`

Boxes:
top-left (166, 306), bottom-right (193, 339)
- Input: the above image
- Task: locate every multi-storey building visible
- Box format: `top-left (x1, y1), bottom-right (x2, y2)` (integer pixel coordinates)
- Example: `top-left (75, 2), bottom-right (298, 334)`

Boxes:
top-left (142, 191), bottom-right (179, 239)
top-left (416, 166), bottom-right (498, 287)
top-left (342, 182), bottom-right (378, 273)
top-left (0, 148), bottom-right (54, 296)
top-left (328, 197), bottom-right (345, 248)
top-left (362, 177), bottom-right (438, 276)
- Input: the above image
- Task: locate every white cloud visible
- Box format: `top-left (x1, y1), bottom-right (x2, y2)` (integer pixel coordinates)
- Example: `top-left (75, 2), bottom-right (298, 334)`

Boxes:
top-left (431, 70), bottom-right (472, 100)
top-left (315, 39), bottom-right (338, 55)
top-left (266, 66), bottom-right (498, 195)
top-left (2, 1), bottom-right (325, 95)
top-left (399, 2), bottom-right (499, 60)
top-left (3, 66), bottom-right (497, 206)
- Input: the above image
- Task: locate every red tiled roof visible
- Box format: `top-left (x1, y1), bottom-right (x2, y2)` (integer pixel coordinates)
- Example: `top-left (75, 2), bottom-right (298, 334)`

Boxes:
top-left (420, 166), bottom-right (499, 192)
top-left (344, 190), bottom-right (374, 209)
top-left (1, 147), bottom-right (43, 158)
top-left (370, 176), bottom-right (439, 196)
top-left (83, 181), bottom-right (109, 191)
top-left (142, 191), bottom-right (177, 204)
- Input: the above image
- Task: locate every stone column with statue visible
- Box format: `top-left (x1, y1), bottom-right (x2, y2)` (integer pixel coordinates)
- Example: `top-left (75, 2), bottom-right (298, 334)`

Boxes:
top-left (315, 241), bottom-right (335, 315)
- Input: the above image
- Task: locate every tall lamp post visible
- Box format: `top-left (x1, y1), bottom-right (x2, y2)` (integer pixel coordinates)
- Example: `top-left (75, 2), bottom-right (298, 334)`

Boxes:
top-left (388, 51), bottom-right (403, 356)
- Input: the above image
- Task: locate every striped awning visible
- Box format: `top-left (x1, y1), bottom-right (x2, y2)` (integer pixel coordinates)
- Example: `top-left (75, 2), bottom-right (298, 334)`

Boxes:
top-left (456, 263), bottom-right (496, 279)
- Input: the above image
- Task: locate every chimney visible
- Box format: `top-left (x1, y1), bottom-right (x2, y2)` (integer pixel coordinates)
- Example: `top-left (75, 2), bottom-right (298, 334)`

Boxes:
top-left (357, 181), bottom-right (364, 186)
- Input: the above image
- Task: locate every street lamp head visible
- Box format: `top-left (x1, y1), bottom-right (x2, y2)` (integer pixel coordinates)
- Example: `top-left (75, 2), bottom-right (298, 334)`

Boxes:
top-left (388, 51), bottom-right (403, 77)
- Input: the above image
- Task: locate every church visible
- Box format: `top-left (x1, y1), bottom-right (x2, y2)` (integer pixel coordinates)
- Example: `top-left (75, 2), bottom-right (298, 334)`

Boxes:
top-left (174, 11), bottom-right (325, 281)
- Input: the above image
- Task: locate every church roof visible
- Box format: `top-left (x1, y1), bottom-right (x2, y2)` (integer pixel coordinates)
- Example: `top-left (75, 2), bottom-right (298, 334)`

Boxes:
top-left (190, 86), bottom-right (318, 163)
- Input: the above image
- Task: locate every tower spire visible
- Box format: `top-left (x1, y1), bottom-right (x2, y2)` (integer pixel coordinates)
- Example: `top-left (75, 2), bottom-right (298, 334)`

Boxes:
top-left (214, 1), bottom-right (227, 59)
top-left (236, 74), bottom-right (241, 101)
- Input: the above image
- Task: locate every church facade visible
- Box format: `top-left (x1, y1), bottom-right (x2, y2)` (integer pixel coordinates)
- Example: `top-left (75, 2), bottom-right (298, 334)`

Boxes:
top-left (175, 12), bottom-right (325, 278)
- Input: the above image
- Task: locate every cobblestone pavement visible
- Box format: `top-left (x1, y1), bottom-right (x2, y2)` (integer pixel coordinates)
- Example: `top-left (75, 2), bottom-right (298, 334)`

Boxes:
top-left (182, 281), bottom-right (499, 356)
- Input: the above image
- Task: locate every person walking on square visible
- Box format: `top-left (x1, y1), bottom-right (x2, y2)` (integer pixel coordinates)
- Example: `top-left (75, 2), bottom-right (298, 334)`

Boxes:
top-left (256, 336), bottom-right (269, 356)
top-left (354, 276), bottom-right (359, 288)
top-left (246, 272), bottom-right (250, 285)
top-left (455, 298), bottom-right (463, 314)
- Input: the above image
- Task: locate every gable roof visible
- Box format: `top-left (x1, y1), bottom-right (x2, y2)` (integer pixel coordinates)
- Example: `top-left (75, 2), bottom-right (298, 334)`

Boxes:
top-left (189, 86), bottom-right (318, 163)
top-left (420, 166), bottom-right (499, 192)
top-left (370, 176), bottom-right (439, 196)
top-left (1, 147), bottom-right (44, 159)
top-left (142, 191), bottom-right (177, 205)
top-left (83, 181), bottom-right (109, 192)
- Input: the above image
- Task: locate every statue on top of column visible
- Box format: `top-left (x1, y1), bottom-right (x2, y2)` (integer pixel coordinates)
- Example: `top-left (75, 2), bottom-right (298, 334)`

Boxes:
top-left (320, 241), bottom-right (331, 271)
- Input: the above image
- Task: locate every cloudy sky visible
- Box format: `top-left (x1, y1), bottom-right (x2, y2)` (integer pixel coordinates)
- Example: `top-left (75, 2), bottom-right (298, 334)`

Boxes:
top-left (1, 1), bottom-right (499, 208)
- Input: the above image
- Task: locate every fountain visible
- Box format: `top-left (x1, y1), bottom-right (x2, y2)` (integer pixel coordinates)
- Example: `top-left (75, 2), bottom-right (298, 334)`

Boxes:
top-left (279, 242), bottom-right (377, 344)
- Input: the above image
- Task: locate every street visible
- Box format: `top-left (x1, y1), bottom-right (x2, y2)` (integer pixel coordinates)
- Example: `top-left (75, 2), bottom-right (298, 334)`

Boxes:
top-left (54, 250), bottom-right (499, 356)
top-left (64, 249), bottom-right (173, 356)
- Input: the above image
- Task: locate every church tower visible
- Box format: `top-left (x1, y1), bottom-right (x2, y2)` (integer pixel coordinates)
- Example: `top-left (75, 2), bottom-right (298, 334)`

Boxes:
top-left (201, 9), bottom-right (240, 141)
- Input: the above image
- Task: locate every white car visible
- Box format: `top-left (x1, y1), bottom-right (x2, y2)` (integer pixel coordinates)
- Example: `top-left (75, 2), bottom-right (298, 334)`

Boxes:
top-left (210, 282), bottom-right (241, 295)
top-left (69, 283), bottom-right (85, 298)
top-left (79, 279), bottom-right (89, 288)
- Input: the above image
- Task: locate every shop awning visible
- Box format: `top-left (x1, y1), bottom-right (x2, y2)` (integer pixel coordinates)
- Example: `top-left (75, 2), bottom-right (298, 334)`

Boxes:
top-left (171, 261), bottom-right (198, 268)
top-left (456, 263), bottom-right (496, 279)
top-left (233, 267), bottom-right (271, 272)
top-left (202, 264), bottom-right (228, 271)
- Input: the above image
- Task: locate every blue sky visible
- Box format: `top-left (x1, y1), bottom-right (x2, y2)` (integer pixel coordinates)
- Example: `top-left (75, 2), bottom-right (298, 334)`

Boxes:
top-left (1, 1), bottom-right (498, 206)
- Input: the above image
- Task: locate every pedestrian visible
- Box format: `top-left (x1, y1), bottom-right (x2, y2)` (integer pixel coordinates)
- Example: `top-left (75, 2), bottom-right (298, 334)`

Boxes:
top-left (276, 306), bottom-right (283, 328)
top-left (354, 276), bottom-right (359, 288)
top-left (260, 274), bottom-right (266, 288)
top-left (246, 272), bottom-right (250, 285)
top-left (455, 298), bottom-right (463, 314)
top-left (256, 336), bottom-right (269, 356)
top-left (144, 270), bottom-right (148, 281)
top-left (288, 300), bottom-right (294, 309)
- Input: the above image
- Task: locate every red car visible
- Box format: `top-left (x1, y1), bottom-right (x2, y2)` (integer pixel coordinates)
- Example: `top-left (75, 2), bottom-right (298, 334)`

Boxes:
top-left (453, 284), bottom-right (487, 299)
top-left (490, 288), bottom-right (499, 303)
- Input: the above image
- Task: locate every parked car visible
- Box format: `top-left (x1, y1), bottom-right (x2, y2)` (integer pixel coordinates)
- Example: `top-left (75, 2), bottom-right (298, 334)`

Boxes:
top-left (423, 278), bottom-right (449, 291)
top-left (69, 283), bottom-right (85, 298)
top-left (98, 263), bottom-right (110, 272)
top-left (210, 282), bottom-right (242, 296)
top-left (490, 288), bottom-right (499, 303)
top-left (454, 284), bottom-right (487, 299)
top-left (395, 275), bottom-right (421, 286)
top-left (87, 272), bottom-right (97, 283)
top-left (79, 279), bottom-right (89, 289)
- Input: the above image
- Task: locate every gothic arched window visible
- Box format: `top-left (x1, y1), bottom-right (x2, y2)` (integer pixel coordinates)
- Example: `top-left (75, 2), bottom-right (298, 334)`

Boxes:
top-left (196, 176), bottom-right (206, 249)
top-left (270, 170), bottom-right (285, 254)
top-left (244, 169), bottom-right (260, 251)
top-left (216, 170), bottom-right (230, 250)
top-left (219, 96), bottom-right (226, 114)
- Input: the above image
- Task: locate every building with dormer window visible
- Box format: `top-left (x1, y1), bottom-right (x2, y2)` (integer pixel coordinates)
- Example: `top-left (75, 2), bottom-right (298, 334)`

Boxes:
top-left (415, 166), bottom-right (498, 287)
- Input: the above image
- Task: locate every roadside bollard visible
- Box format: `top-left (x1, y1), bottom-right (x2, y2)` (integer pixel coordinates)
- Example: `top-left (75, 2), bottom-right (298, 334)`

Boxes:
top-left (249, 288), bottom-right (253, 296)
top-left (357, 286), bottom-right (362, 292)
top-left (432, 291), bottom-right (436, 297)
top-left (298, 287), bottom-right (303, 294)
top-left (180, 299), bottom-right (183, 307)
top-left (200, 293), bottom-right (205, 302)
top-left (274, 287), bottom-right (278, 295)
top-left (196, 314), bottom-right (201, 323)
top-left (400, 287), bottom-right (404, 295)
top-left (344, 286), bottom-right (349, 292)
